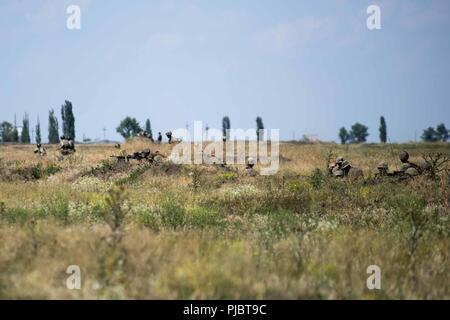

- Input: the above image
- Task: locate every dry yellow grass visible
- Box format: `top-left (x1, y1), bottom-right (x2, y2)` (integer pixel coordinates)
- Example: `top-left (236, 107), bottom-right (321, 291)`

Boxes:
top-left (0, 140), bottom-right (448, 299)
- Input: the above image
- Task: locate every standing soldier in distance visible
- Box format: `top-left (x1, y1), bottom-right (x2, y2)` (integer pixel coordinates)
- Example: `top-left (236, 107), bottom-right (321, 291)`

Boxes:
top-left (166, 131), bottom-right (173, 144)
top-left (157, 132), bottom-right (162, 144)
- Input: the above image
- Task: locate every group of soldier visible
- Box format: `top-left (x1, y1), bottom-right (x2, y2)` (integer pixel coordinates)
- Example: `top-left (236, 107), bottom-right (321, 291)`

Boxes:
top-left (58, 136), bottom-right (76, 155)
top-left (137, 130), bottom-right (173, 144)
top-left (34, 135), bottom-right (76, 158)
top-left (32, 137), bottom-right (428, 180)
top-left (329, 150), bottom-right (428, 180)
top-left (111, 148), bottom-right (164, 163)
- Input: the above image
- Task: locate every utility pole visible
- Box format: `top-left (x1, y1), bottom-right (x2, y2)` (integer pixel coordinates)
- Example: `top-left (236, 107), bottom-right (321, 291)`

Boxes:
top-left (102, 127), bottom-right (106, 141)
top-left (205, 123), bottom-right (209, 141)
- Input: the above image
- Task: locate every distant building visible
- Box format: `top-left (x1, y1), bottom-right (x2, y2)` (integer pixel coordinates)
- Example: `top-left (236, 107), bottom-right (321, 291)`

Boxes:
top-left (303, 134), bottom-right (320, 142)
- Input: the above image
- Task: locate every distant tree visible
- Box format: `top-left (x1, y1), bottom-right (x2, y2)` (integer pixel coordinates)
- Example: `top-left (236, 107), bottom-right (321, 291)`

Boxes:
top-left (61, 100), bottom-right (75, 140)
top-left (256, 116), bottom-right (264, 141)
top-left (116, 117), bottom-right (141, 139)
top-left (21, 113), bottom-right (31, 143)
top-left (145, 118), bottom-right (154, 141)
top-left (349, 122), bottom-right (369, 143)
top-left (421, 127), bottom-right (439, 142)
top-left (11, 126), bottom-right (19, 142)
top-left (379, 116), bottom-right (387, 143)
top-left (436, 123), bottom-right (449, 142)
top-left (0, 121), bottom-right (14, 142)
top-left (48, 109), bottom-right (60, 144)
top-left (35, 117), bottom-right (42, 144)
top-left (338, 127), bottom-right (350, 144)
top-left (222, 116), bottom-right (231, 140)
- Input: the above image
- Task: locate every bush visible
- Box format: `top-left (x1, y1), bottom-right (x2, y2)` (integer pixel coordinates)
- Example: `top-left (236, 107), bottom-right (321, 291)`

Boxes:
top-left (159, 198), bottom-right (187, 229)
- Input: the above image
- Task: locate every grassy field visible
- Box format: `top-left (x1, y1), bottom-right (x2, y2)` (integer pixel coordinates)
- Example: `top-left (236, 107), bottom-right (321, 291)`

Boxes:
top-left (0, 140), bottom-right (449, 299)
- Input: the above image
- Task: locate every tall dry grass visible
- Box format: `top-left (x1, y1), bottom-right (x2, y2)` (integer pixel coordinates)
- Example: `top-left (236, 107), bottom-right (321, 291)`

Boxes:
top-left (0, 141), bottom-right (448, 299)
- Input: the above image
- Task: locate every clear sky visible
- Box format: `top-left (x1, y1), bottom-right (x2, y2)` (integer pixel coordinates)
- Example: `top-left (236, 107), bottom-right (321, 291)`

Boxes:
top-left (1, 0), bottom-right (449, 142)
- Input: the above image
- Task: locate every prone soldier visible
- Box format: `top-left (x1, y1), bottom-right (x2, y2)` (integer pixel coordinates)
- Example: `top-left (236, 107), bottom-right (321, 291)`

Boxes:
top-left (110, 149), bottom-right (163, 163)
top-left (34, 143), bottom-right (47, 156)
top-left (245, 157), bottom-right (257, 176)
top-left (397, 151), bottom-right (420, 176)
top-left (376, 152), bottom-right (423, 180)
top-left (329, 156), bottom-right (363, 178)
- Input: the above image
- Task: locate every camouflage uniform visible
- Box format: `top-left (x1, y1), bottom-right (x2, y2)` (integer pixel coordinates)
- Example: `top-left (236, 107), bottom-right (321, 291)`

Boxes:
top-left (166, 131), bottom-right (173, 144)
top-left (376, 161), bottom-right (389, 176)
top-left (398, 151), bottom-right (421, 177)
top-left (34, 143), bottom-right (47, 156)
top-left (60, 136), bottom-right (75, 155)
top-left (245, 157), bottom-right (256, 176)
top-left (330, 156), bottom-right (363, 178)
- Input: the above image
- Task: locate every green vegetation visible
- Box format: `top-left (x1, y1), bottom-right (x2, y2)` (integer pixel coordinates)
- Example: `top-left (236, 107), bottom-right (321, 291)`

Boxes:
top-left (116, 116), bottom-right (141, 139)
top-left (0, 142), bottom-right (448, 299)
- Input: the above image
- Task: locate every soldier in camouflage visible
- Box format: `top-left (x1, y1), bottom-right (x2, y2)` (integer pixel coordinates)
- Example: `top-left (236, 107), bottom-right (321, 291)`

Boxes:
top-left (34, 143), bottom-right (47, 156)
top-left (157, 132), bottom-right (162, 144)
top-left (166, 131), bottom-right (173, 144)
top-left (398, 151), bottom-right (421, 177)
top-left (376, 161), bottom-right (389, 176)
top-left (245, 157), bottom-right (257, 176)
top-left (329, 156), bottom-right (363, 178)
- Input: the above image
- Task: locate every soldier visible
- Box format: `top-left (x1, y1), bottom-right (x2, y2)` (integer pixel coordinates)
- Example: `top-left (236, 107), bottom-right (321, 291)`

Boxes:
top-left (137, 130), bottom-right (148, 138)
top-left (398, 151), bottom-right (421, 176)
top-left (245, 157), bottom-right (257, 176)
top-left (68, 137), bottom-right (76, 152)
top-left (60, 135), bottom-right (67, 147)
top-left (329, 156), bottom-right (363, 178)
top-left (157, 132), bottom-right (162, 144)
top-left (34, 143), bottom-right (47, 156)
top-left (166, 131), bottom-right (173, 144)
top-left (114, 143), bottom-right (121, 149)
top-left (376, 161), bottom-right (389, 177)
top-left (59, 136), bottom-right (75, 155)
top-left (329, 156), bottom-right (344, 177)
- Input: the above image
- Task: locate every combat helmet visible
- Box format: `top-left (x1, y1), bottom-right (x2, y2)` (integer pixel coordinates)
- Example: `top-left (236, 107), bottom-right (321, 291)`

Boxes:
top-left (377, 161), bottom-right (388, 169)
top-left (335, 156), bottom-right (344, 164)
top-left (341, 159), bottom-right (351, 170)
top-left (247, 157), bottom-right (256, 168)
top-left (399, 151), bottom-right (409, 163)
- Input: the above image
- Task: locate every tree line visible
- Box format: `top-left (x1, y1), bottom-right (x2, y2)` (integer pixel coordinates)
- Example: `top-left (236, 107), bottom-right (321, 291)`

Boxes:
top-left (116, 115), bottom-right (265, 141)
top-left (0, 100), bottom-right (75, 144)
top-left (338, 116), bottom-right (448, 144)
top-left (1, 105), bottom-right (448, 144)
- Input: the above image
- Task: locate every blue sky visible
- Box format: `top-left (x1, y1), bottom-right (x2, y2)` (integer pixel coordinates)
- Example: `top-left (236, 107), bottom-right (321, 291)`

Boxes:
top-left (1, 0), bottom-right (449, 142)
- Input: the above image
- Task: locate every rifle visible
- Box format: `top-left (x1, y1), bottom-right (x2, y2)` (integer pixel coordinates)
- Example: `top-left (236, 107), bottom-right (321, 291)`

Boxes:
top-left (110, 155), bottom-right (132, 162)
